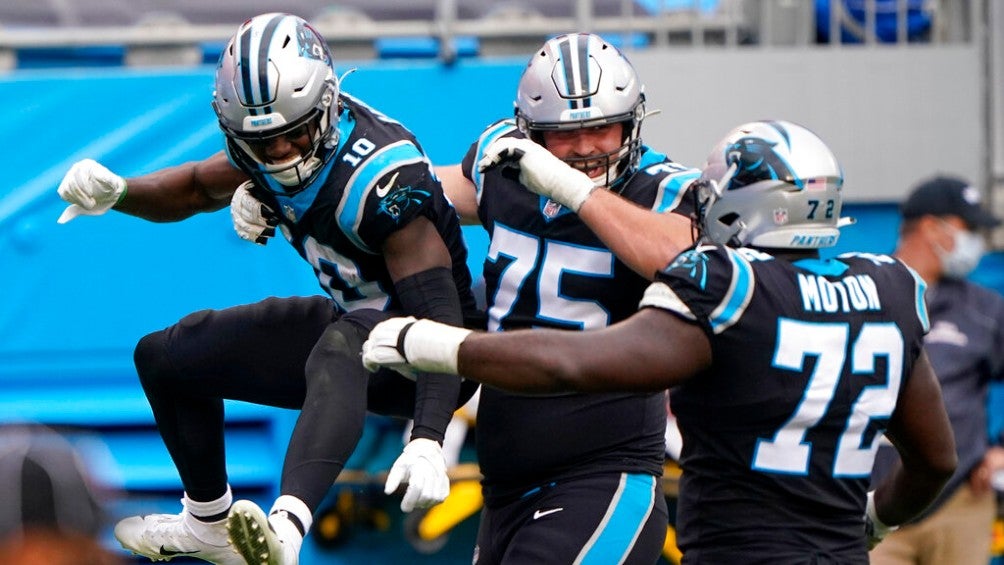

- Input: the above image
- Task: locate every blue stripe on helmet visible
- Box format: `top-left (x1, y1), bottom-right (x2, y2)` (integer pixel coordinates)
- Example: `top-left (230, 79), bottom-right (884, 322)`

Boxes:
top-left (558, 36), bottom-right (578, 110)
top-left (238, 24), bottom-right (255, 115)
top-left (578, 34), bottom-right (591, 108)
top-left (256, 14), bottom-right (283, 115)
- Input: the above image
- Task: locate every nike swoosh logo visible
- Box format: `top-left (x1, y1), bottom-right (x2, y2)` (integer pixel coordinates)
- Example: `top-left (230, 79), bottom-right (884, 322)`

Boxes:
top-left (159, 546), bottom-right (200, 556)
top-left (375, 171), bottom-right (401, 198)
top-left (532, 507), bottom-right (564, 520)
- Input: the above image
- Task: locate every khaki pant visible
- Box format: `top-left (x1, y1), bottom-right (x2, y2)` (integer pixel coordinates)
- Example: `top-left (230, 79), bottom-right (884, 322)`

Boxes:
top-left (869, 483), bottom-right (996, 565)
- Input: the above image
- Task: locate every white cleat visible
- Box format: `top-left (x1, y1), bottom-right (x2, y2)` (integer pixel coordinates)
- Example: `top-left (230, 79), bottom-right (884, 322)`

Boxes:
top-left (114, 512), bottom-right (243, 564)
top-left (228, 500), bottom-right (298, 565)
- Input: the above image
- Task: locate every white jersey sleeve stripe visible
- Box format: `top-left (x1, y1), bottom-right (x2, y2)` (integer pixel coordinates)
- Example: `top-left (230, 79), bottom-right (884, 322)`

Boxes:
top-left (638, 282), bottom-right (697, 321)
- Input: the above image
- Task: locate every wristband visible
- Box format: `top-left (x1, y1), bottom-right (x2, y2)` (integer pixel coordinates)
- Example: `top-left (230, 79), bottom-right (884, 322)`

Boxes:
top-left (402, 319), bottom-right (472, 375)
top-left (866, 490), bottom-right (898, 539)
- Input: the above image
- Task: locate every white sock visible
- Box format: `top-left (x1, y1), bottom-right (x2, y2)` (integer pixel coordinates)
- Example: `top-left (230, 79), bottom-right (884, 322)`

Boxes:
top-left (268, 495), bottom-right (312, 556)
top-left (182, 486), bottom-right (232, 546)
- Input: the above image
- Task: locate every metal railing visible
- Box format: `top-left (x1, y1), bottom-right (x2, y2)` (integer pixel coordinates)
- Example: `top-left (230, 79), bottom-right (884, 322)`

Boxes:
top-left (0, 0), bottom-right (971, 70)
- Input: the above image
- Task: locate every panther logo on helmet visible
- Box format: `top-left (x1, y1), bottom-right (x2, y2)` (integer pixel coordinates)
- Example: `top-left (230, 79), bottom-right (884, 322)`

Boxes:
top-left (725, 137), bottom-right (797, 191)
top-left (295, 21), bottom-right (328, 62)
top-left (697, 120), bottom-right (849, 250)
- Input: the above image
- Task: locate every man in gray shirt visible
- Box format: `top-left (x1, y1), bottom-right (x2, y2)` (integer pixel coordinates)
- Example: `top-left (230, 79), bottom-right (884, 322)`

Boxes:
top-left (871, 175), bottom-right (1004, 565)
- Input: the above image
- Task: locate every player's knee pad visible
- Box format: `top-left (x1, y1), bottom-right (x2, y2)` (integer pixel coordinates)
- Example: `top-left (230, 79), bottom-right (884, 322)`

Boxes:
top-left (133, 329), bottom-right (173, 391)
top-left (304, 320), bottom-right (366, 395)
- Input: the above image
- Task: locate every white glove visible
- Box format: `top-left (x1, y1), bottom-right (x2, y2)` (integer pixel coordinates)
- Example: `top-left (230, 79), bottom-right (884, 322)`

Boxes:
top-left (384, 438), bottom-right (450, 512)
top-left (476, 137), bottom-right (596, 212)
top-left (362, 317), bottom-right (472, 377)
top-left (231, 181), bottom-right (278, 245)
top-left (56, 159), bottom-right (127, 224)
top-left (864, 490), bottom-right (898, 550)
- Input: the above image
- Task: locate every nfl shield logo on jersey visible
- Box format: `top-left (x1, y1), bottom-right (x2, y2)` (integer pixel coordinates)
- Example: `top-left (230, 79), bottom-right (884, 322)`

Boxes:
top-left (543, 199), bottom-right (563, 219)
top-left (773, 208), bottom-right (789, 225)
top-left (283, 204), bottom-right (297, 222)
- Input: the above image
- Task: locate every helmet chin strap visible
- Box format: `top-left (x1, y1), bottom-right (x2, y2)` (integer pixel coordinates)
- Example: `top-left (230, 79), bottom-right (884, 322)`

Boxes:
top-left (696, 162), bottom-right (740, 244)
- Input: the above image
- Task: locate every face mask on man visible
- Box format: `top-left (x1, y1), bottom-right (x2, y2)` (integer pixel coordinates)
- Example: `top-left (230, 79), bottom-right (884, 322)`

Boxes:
top-left (935, 220), bottom-right (985, 279)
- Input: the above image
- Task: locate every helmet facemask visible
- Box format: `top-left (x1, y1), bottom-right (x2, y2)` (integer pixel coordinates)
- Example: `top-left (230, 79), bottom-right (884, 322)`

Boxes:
top-left (220, 81), bottom-right (339, 193)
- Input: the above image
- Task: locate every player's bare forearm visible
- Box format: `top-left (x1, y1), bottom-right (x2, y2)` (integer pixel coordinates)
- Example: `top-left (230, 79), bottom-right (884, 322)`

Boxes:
top-left (875, 351), bottom-right (957, 525)
top-left (457, 309), bottom-right (710, 393)
top-left (116, 152), bottom-right (246, 222)
top-left (578, 190), bottom-right (693, 279)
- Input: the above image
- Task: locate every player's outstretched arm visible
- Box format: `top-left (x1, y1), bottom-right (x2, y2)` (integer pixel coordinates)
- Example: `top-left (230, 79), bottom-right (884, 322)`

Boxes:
top-left (871, 350), bottom-right (957, 535)
top-left (364, 307), bottom-right (711, 394)
top-left (57, 151), bottom-right (247, 223)
top-left (461, 308), bottom-right (709, 393)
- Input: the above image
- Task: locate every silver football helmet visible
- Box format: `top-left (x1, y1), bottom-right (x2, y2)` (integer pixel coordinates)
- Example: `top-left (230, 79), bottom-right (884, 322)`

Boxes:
top-left (697, 120), bottom-right (851, 249)
top-left (515, 33), bottom-right (645, 188)
top-left (212, 13), bottom-right (340, 195)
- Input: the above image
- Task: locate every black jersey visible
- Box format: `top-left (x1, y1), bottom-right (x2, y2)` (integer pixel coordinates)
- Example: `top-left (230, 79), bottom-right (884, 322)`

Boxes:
top-left (248, 93), bottom-right (476, 315)
top-left (642, 245), bottom-right (930, 561)
top-left (461, 119), bottom-right (700, 503)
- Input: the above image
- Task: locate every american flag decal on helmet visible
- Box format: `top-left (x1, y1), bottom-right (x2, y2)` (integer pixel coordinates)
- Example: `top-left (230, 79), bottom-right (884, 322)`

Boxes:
top-left (805, 177), bottom-right (827, 191)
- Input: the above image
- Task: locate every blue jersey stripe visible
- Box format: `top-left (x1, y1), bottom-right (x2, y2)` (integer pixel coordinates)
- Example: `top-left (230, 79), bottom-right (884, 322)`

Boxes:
top-left (637, 147), bottom-right (668, 170)
top-left (793, 257), bottom-right (850, 277)
top-left (575, 473), bottom-right (656, 565)
top-left (337, 140), bottom-right (427, 252)
top-left (709, 248), bottom-right (755, 334)
top-left (906, 264), bottom-right (930, 332)
top-left (273, 157), bottom-right (338, 221)
top-left (473, 121), bottom-right (517, 202)
top-left (654, 169), bottom-right (699, 213)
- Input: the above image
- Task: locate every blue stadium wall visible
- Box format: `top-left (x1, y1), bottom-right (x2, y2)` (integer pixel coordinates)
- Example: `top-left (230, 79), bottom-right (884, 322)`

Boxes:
top-left (3, 60), bottom-right (1002, 366)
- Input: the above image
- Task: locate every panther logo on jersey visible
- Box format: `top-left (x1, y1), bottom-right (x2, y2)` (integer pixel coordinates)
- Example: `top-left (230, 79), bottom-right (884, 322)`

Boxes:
top-left (378, 186), bottom-right (430, 221)
top-left (725, 136), bottom-right (796, 190)
top-left (666, 247), bottom-right (711, 290)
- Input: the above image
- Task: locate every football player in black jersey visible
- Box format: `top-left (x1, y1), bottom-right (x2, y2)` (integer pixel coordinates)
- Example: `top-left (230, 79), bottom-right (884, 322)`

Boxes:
top-left (365, 120), bottom-right (958, 564)
top-left (55, 13), bottom-right (478, 565)
top-left (434, 33), bottom-right (699, 564)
